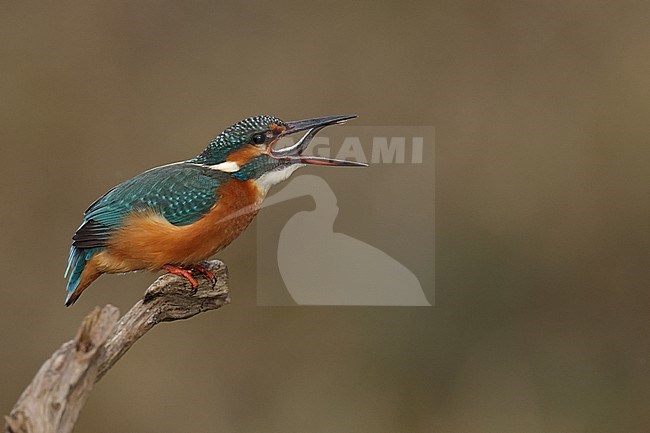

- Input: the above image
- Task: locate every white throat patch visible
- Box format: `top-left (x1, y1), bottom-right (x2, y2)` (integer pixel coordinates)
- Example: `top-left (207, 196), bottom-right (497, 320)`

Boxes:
top-left (255, 165), bottom-right (302, 196)
top-left (209, 161), bottom-right (240, 173)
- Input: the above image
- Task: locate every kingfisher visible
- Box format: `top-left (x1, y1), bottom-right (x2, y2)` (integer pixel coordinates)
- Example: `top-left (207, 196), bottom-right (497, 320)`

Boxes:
top-left (65, 114), bottom-right (365, 306)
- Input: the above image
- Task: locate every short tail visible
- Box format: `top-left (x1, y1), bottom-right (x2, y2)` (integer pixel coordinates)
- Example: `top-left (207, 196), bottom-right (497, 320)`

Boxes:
top-left (64, 246), bottom-right (100, 307)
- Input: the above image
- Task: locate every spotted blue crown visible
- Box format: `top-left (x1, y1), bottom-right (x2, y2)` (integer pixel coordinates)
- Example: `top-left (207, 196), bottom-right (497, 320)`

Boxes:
top-left (191, 115), bottom-right (284, 165)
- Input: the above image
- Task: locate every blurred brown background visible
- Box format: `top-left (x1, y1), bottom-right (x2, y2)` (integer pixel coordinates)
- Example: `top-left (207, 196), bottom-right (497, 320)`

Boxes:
top-left (1, 1), bottom-right (649, 432)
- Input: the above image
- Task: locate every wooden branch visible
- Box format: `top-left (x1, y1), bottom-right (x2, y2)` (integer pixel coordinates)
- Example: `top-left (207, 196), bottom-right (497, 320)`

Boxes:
top-left (5, 260), bottom-right (229, 433)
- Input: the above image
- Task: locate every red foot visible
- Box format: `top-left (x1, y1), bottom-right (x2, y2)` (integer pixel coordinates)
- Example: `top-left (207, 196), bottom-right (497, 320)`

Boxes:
top-left (161, 264), bottom-right (198, 288)
top-left (189, 264), bottom-right (216, 286)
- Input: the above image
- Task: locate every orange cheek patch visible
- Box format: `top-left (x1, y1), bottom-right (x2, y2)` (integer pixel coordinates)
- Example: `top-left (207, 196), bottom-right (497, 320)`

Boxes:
top-left (226, 145), bottom-right (263, 166)
top-left (269, 123), bottom-right (287, 135)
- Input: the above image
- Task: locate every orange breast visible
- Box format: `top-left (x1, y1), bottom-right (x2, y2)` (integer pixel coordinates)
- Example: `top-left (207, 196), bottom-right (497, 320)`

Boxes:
top-left (92, 178), bottom-right (262, 273)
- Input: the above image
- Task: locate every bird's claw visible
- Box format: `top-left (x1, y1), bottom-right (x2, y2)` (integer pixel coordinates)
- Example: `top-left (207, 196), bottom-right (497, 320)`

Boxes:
top-left (190, 263), bottom-right (217, 288)
top-left (161, 264), bottom-right (199, 292)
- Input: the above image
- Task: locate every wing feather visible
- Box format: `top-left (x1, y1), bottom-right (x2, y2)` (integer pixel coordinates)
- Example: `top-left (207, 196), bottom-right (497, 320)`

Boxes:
top-left (72, 163), bottom-right (228, 248)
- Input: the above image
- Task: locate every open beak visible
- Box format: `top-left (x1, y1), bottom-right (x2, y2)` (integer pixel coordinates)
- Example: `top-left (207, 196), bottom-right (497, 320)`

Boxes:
top-left (270, 115), bottom-right (367, 167)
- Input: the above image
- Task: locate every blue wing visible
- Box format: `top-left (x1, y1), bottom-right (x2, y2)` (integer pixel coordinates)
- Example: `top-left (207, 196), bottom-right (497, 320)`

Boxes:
top-left (65, 163), bottom-right (229, 303)
top-left (72, 162), bottom-right (229, 249)
top-left (65, 162), bottom-right (229, 306)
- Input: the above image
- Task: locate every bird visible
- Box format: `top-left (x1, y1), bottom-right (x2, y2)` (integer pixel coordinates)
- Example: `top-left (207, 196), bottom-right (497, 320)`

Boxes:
top-left (64, 114), bottom-right (365, 306)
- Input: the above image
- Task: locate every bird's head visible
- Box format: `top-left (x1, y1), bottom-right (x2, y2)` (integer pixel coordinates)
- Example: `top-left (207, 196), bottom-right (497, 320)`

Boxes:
top-left (191, 114), bottom-right (366, 193)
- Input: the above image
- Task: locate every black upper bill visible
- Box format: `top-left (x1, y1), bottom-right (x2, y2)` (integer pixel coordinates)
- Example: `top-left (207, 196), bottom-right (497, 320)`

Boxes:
top-left (284, 114), bottom-right (358, 135)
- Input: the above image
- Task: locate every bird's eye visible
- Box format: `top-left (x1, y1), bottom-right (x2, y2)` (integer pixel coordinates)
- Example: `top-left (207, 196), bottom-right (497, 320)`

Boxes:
top-left (252, 133), bottom-right (266, 145)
